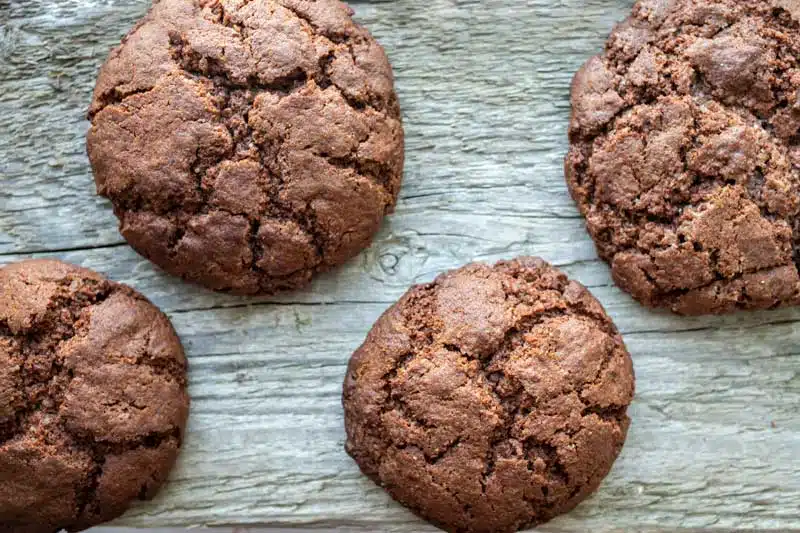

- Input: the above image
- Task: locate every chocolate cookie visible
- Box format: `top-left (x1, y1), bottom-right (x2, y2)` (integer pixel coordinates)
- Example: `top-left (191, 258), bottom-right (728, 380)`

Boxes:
top-left (566, 0), bottom-right (800, 314)
top-left (0, 260), bottom-right (189, 533)
top-left (87, 0), bottom-right (404, 294)
top-left (343, 258), bottom-right (634, 533)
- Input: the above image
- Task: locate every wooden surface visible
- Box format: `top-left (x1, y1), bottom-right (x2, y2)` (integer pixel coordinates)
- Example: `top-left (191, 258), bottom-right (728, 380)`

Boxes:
top-left (1, 0), bottom-right (799, 531)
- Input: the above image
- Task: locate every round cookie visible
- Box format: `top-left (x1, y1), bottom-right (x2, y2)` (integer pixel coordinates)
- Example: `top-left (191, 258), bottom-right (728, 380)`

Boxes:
top-left (566, 0), bottom-right (800, 315)
top-left (0, 260), bottom-right (189, 533)
top-left (343, 258), bottom-right (634, 533)
top-left (87, 0), bottom-right (404, 294)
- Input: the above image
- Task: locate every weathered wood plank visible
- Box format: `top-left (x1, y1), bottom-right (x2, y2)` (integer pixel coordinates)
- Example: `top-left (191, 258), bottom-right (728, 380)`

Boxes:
top-left (1, 0), bottom-right (799, 531)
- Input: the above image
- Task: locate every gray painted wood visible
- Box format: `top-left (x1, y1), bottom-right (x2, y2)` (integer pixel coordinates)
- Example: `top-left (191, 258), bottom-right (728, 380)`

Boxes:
top-left (1, 0), bottom-right (799, 531)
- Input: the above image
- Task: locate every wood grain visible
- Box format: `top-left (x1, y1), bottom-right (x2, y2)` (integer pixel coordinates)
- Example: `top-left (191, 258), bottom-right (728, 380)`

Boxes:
top-left (1, 0), bottom-right (799, 530)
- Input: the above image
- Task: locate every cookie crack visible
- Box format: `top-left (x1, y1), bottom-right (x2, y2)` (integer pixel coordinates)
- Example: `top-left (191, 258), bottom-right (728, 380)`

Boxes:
top-left (447, 336), bottom-right (578, 501)
top-left (375, 349), bottom-right (412, 408)
top-left (378, 352), bottom-right (414, 418)
top-left (68, 425), bottom-right (182, 458)
top-left (603, 206), bottom-right (799, 303)
top-left (3, 279), bottom-right (116, 445)
top-left (482, 316), bottom-right (624, 496)
top-left (323, 152), bottom-right (398, 202)
top-left (576, 347), bottom-right (617, 403)
top-left (191, 146), bottom-right (214, 211)
top-left (208, 0), bottom-right (253, 36)
top-left (488, 312), bottom-right (580, 374)
top-left (580, 404), bottom-right (629, 424)
top-left (66, 425), bottom-right (181, 523)
top-left (277, 1), bottom-right (344, 43)
top-left (172, 4), bottom-right (382, 121)
top-left (398, 284), bottom-right (440, 352)
top-left (506, 266), bottom-right (620, 337)
top-left (132, 325), bottom-right (189, 386)
top-left (385, 444), bottom-right (483, 529)
top-left (274, 2), bottom-right (389, 115)
top-left (255, 118), bottom-right (330, 267)
top-left (660, 262), bottom-right (798, 302)
top-left (428, 435), bottom-right (462, 465)
top-left (523, 438), bottom-right (570, 489)
top-left (247, 218), bottom-right (268, 278)
top-left (393, 394), bottom-right (439, 430)
top-left (168, 31), bottom-right (311, 96)
top-left (478, 433), bottom-right (505, 499)
top-left (793, 218), bottom-right (800, 273)
top-left (413, 458), bottom-right (479, 527)
top-left (294, 203), bottom-right (327, 267)
top-left (75, 451), bottom-right (104, 521)
top-left (321, 53), bottom-right (387, 115)
top-left (0, 320), bottom-right (19, 442)
top-left (87, 86), bottom-right (156, 120)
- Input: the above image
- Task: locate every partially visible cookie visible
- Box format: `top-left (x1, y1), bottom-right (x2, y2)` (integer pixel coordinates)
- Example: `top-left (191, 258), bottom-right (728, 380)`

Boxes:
top-left (87, 0), bottom-right (404, 294)
top-left (343, 258), bottom-right (634, 533)
top-left (0, 260), bottom-right (189, 533)
top-left (566, 0), bottom-right (800, 314)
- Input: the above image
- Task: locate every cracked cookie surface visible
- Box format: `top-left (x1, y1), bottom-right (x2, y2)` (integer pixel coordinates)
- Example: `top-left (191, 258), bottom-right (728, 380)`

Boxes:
top-left (87, 0), bottom-right (404, 294)
top-left (566, 0), bottom-right (800, 314)
top-left (343, 258), bottom-right (634, 533)
top-left (0, 260), bottom-right (189, 533)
